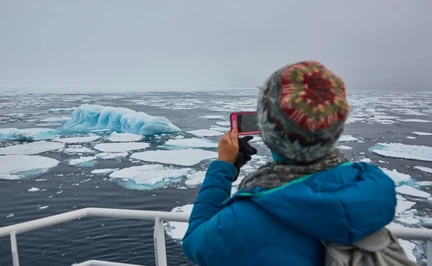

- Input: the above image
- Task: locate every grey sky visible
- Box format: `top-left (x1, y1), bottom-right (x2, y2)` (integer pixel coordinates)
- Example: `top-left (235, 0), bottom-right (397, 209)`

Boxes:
top-left (1, 0), bottom-right (431, 92)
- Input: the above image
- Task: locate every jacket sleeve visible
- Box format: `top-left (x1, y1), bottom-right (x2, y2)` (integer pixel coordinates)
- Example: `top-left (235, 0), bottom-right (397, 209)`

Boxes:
top-left (182, 160), bottom-right (238, 265)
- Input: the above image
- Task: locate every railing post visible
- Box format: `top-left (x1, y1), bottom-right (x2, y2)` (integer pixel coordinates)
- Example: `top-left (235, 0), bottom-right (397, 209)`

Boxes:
top-left (153, 217), bottom-right (167, 266)
top-left (10, 231), bottom-right (20, 266)
top-left (428, 239), bottom-right (432, 266)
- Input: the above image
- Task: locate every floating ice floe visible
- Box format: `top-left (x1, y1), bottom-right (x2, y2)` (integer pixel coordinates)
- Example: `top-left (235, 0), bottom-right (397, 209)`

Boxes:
top-left (94, 142), bottom-right (150, 153)
top-left (62, 104), bottom-right (181, 135)
top-left (36, 122), bottom-right (63, 127)
top-left (380, 168), bottom-right (413, 186)
top-left (415, 166), bottom-right (432, 174)
top-left (338, 135), bottom-right (359, 142)
top-left (165, 204), bottom-right (193, 240)
top-left (216, 121), bottom-right (230, 126)
top-left (396, 185), bottom-right (430, 199)
top-left (399, 119), bottom-right (431, 123)
top-left (54, 135), bottom-right (100, 143)
top-left (96, 152), bottom-right (128, 160)
top-left (0, 155), bottom-right (59, 179)
top-left (370, 143), bottom-right (432, 162)
top-left (337, 145), bottom-right (353, 150)
top-left (131, 149), bottom-right (217, 166)
top-left (184, 171), bottom-right (206, 188)
top-left (163, 138), bottom-right (217, 149)
top-left (63, 145), bottom-right (96, 154)
top-left (398, 240), bottom-right (418, 263)
top-left (187, 129), bottom-right (223, 137)
top-left (396, 195), bottom-right (416, 214)
top-left (209, 126), bottom-right (229, 132)
top-left (91, 168), bottom-right (119, 175)
top-left (40, 116), bottom-right (71, 123)
top-left (107, 132), bottom-right (143, 142)
top-left (6, 213), bottom-right (14, 218)
top-left (39, 206), bottom-right (49, 210)
top-left (413, 132), bottom-right (432, 136)
top-left (69, 156), bottom-right (97, 167)
top-left (0, 128), bottom-right (59, 141)
top-left (110, 164), bottom-right (193, 190)
top-left (406, 136), bottom-right (416, 140)
top-left (198, 115), bottom-right (225, 120)
top-left (0, 141), bottom-right (64, 155)
top-left (48, 107), bottom-right (76, 114)
top-left (28, 187), bottom-right (40, 192)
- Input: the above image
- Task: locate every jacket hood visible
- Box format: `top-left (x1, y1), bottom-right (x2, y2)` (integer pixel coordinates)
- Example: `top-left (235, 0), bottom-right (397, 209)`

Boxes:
top-left (234, 162), bottom-right (396, 245)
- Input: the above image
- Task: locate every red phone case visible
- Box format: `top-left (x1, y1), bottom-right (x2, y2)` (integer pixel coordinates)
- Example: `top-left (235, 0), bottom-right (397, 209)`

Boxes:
top-left (230, 111), bottom-right (260, 136)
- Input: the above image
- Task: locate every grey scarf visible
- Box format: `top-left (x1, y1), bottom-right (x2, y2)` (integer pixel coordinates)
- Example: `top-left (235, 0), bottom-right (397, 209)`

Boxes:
top-left (239, 148), bottom-right (348, 190)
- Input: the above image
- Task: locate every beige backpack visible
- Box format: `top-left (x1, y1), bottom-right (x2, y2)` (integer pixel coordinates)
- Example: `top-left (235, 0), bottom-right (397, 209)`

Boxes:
top-left (321, 228), bottom-right (418, 266)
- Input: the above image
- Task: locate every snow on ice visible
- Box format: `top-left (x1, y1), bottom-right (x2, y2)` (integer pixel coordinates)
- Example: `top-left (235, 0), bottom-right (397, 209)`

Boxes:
top-left (54, 135), bottom-right (100, 143)
top-left (62, 104), bottom-right (181, 135)
top-left (107, 132), bottom-right (143, 142)
top-left (415, 166), bottom-right (432, 174)
top-left (187, 129), bottom-right (223, 137)
top-left (0, 155), bottom-right (59, 179)
top-left (163, 138), bottom-right (217, 149)
top-left (131, 149), bottom-right (217, 166)
top-left (94, 142), bottom-right (150, 153)
top-left (0, 141), bottom-right (64, 155)
top-left (370, 143), bottom-right (432, 162)
top-left (165, 204), bottom-right (193, 240)
top-left (110, 164), bottom-right (193, 190)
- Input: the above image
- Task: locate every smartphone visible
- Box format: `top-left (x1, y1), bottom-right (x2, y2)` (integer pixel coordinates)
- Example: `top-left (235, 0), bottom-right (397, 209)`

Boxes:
top-left (230, 111), bottom-right (259, 135)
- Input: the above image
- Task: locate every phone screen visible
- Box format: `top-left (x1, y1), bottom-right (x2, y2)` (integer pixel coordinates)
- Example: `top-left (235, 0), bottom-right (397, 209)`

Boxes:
top-left (230, 112), bottom-right (259, 135)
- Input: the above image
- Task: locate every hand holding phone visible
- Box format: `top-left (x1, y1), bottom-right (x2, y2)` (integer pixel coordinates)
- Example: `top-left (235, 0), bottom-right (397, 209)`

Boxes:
top-left (230, 111), bottom-right (259, 135)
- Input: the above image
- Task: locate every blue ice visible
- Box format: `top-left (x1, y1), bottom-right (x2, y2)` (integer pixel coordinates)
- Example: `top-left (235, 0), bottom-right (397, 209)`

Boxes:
top-left (62, 104), bottom-right (181, 135)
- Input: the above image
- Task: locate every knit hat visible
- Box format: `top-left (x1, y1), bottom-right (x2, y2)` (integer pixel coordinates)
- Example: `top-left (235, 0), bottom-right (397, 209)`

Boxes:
top-left (257, 61), bottom-right (349, 163)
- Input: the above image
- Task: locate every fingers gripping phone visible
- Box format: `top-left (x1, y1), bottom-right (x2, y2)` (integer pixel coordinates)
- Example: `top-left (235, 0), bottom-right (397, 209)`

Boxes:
top-left (230, 111), bottom-right (259, 136)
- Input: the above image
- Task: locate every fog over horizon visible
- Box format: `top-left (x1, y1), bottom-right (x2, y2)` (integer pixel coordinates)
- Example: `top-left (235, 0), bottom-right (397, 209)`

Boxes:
top-left (1, 0), bottom-right (431, 93)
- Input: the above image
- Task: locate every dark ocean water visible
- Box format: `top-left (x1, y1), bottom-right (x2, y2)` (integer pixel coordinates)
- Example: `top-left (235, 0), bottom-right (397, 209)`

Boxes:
top-left (0, 89), bottom-right (432, 266)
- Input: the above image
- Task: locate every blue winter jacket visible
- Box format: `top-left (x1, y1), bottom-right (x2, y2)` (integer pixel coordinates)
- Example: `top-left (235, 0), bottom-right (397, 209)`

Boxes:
top-left (182, 160), bottom-right (397, 266)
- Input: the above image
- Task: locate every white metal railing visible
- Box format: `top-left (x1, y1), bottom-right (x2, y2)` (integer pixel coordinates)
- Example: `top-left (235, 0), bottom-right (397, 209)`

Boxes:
top-left (0, 207), bottom-right (431, 266)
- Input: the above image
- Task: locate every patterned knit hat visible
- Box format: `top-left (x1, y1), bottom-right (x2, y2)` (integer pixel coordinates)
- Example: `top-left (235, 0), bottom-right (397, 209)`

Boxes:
top-left (257, 61), bottom-right (349, 163)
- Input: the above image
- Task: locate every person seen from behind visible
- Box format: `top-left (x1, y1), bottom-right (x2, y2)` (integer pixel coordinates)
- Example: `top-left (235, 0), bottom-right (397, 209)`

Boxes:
top-left (182, 61), bottom-right (400, 266)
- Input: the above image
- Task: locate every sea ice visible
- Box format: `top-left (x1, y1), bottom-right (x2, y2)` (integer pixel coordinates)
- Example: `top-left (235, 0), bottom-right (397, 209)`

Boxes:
top-left (48, 107), bottom-right (76, 114)
top-left (337, 145), bottom-right (353, 150)
top-left (91, 168), bottom-right (119, 175)
top-left (399, 119), bottom-right (432, 123)
top-left (370, 143), bottom-right (432, 162)
top-left (198, 115), bottom-right (225, 120)
top-left (209, 126), bottom-right (229, 132)
top-left (94, 142), bottom-right (150, 153)
top-left (396, 185), bottom-right (430, 198)
top-left (187, 129), bottom-right (223, 137)
top-left (413, 132), bottom-right (432, 136)
top-left (107, 132), bottom-right (143, 142)
top-left (62, 104), bottom-right (181, 135)
top-left (415, 166), bottom-right (432, 173)
top-left (165, 204), bottom-right (193, 240)
top-left (96, 152), bottom-right (128, 160)
top-left (0, 155), bottom-right (59, 179)
top-left (163, 138), bottom-right (217, 149)
top-left (338, 135), bottom-right (359, 142)
top-left (54, 136), bottom-right (100, 143)
top-left (406, 136), bottom-right (416, 139)
top-left (0, 141), bottom-right (64, 155)
top-left (110, 164), bottom-right (193, 190)
top-left (69, 156), bottom-right (97, 166)
top-left (28, 187), bottom-right (40, 192)
top-left (39, 206), bottom-right (49, 210)
top-left (184, 171), bottom-right (206, 187)
top-left (396, 195), bottom-right (416, 214)
top-left (380, 168), bottom-right (412, 185)
top-left (40, 116), bottom-right (71, 123)
top-left (63, 146), bottom-right (96, 154)
top-left (0, 128), bottom-right (59, 141)
top-left (398, 240), bottom-right (418, 263)
top-left (216, 121), bottom-right (230, 126)
top-left (131, 149), bottom-right (217, 166)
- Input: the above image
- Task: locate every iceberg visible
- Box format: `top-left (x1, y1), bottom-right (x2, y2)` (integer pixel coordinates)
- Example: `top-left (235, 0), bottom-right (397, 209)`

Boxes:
top-left (0, 128), bottom-right (59, 141)
top-left (62, 104), bottom-right (181, 135)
